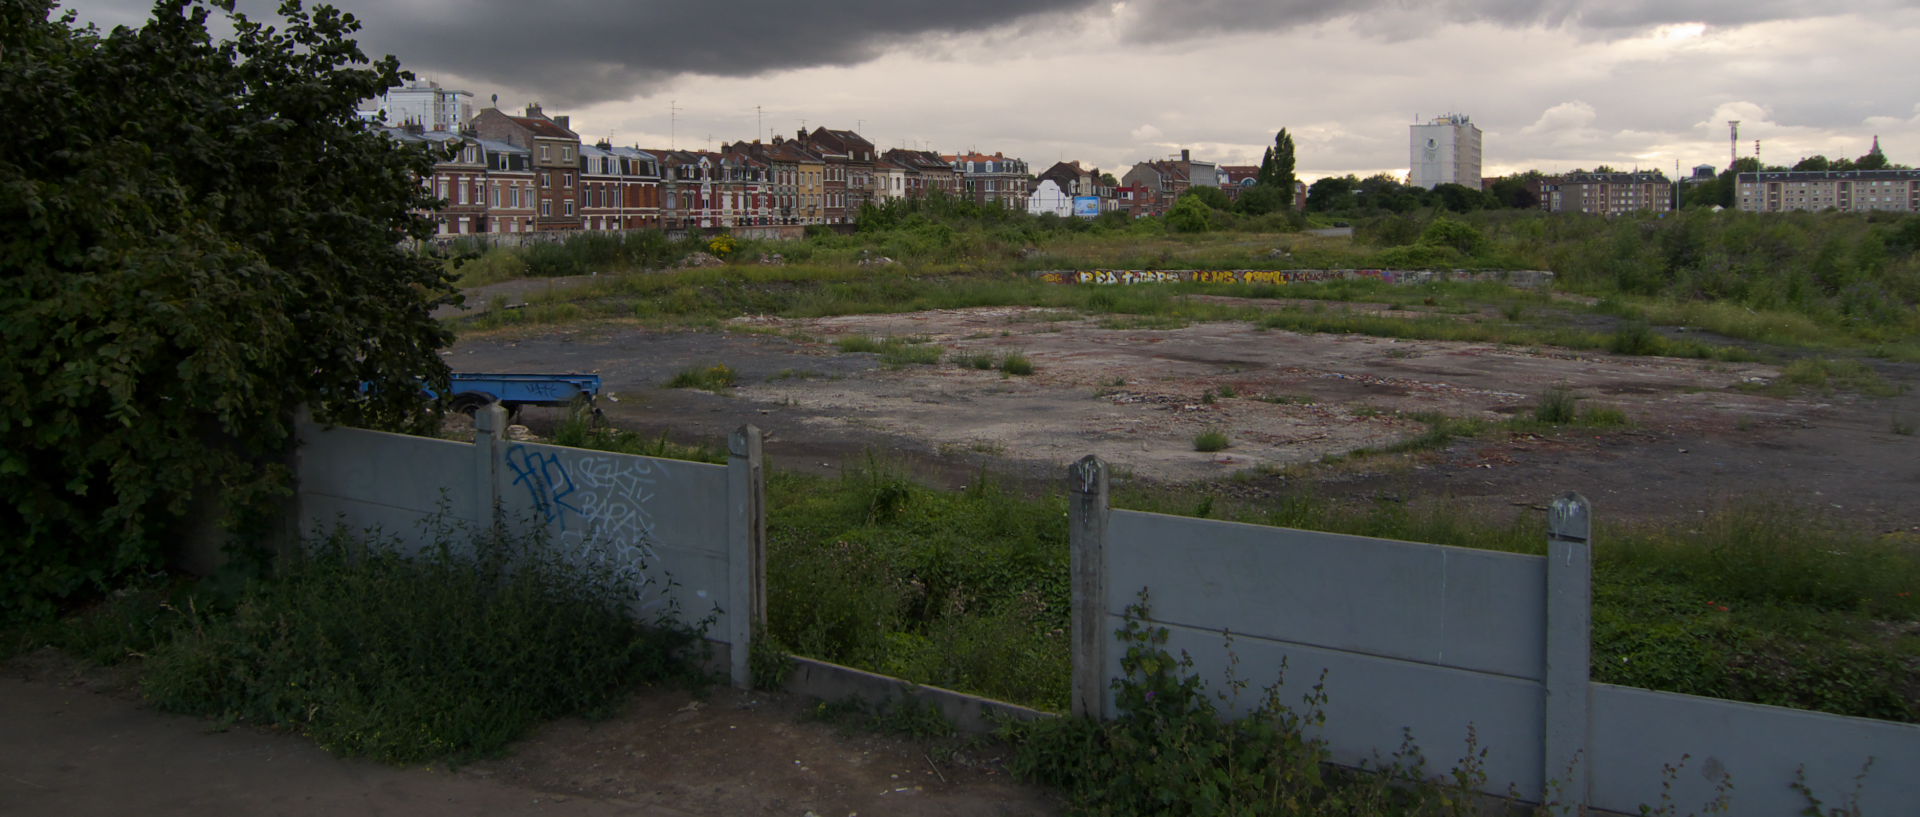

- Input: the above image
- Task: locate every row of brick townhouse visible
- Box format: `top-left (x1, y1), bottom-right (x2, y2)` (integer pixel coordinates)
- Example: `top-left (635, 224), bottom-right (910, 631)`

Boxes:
top-left (377, 94), bottom-right (1037, 233)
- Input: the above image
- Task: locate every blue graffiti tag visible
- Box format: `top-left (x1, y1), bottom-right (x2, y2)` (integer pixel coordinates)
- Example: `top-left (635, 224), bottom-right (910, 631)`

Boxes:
top-left (504, 445), bottom-right (584, 530)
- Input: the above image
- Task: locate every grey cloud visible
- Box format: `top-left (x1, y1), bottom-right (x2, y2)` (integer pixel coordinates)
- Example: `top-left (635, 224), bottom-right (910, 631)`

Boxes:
top-left (1115, 0), bottom-right (1889, 42)
top-left (288, 0), bottom-right (1100, 106)
top-left (67, 0), bottom-right (1102, 106)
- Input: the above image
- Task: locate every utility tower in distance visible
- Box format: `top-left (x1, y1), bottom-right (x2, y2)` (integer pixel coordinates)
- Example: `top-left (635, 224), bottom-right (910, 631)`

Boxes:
top-left (1728, 121), bottom-right (1741, 168)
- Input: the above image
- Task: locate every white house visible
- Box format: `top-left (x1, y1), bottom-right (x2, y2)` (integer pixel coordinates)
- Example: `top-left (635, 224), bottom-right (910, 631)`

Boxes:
top-left (1027, 179), bottom-right (1072, 218)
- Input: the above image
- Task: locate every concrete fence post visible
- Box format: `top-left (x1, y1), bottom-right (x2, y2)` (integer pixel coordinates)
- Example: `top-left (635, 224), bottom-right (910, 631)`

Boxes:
top-left (1068, 455), bottom-right (1110, 719)
top-left (727, 424), bottom-right (767, 689)
top-left (1544, 491), bottom-right (1593, 814)
top-left (474, 404), bottom-right (508, 530)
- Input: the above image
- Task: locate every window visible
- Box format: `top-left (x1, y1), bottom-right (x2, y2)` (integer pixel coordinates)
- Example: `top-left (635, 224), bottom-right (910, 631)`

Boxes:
top-left (541, 171), bottom-right (551, 187)
top-left (565, 200), bottom-right (574, 216)
top-left (564, 172), bottom-right (572, 188)
top-left (436, 178), bottom-right (447, 200)
top-left (563, 147), bottom-right (573, 162)
top-left (540, 145), bottom-right (550, 161)
top-left (541, 200), bottom-right (551, 217)
top-left (455, 180), bottom-right (465, 205)
top-left (492, 184), bottom-right (501, 207)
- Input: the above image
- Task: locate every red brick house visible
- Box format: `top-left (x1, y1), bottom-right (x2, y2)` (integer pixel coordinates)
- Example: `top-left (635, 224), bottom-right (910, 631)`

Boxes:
top-left (470, 104), bottom-right (583, 231)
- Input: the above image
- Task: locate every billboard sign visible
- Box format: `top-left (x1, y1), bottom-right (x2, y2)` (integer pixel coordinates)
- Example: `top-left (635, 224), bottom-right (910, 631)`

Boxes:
top-left (1072, 196), bottom-right (1101, 218)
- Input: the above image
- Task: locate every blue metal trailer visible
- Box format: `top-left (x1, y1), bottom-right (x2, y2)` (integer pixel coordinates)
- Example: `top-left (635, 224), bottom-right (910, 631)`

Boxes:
top-left (435, 372), bottom-right (603, 416)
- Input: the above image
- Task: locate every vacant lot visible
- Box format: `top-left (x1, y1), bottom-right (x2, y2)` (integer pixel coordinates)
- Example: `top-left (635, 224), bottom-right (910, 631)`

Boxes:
top-left (449, 300), bottom-right (1920, 532)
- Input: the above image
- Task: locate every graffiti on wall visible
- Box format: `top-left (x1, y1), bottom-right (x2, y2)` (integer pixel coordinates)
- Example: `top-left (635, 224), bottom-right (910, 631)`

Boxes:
top-left (503, 444), bottom-right (680, 610)
top-left (1071, 269), bottom-right (1401, 286)
top-left (1038, 268), bottom-right (1555, 289)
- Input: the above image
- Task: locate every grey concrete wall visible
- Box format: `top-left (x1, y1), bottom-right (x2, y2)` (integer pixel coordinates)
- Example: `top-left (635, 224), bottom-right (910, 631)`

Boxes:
top-left (1104, 509), bottom-right (1550, 799)
top-left (1080, 470), bottom-right (1917, 815)
top-left (496, 439), bottom-right (731, 629)
top-left (1589, 683), bottom-right (1920, 817)
top-left (294, 412), bottom-right (764, 687)
top-left (297, 425), bottom-right (479, 548)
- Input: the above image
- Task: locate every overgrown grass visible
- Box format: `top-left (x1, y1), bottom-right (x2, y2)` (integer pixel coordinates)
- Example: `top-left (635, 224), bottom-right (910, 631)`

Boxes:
top-left (550, 410), bottom-right (727, 463)
top-left (1769, 357), bottom-right (1904, 397)
top-left (1193, 430), bottom-right (1231, 452)
top-left (766, 455), bottom-right (1071, 710)
top-left (666, 363), bottom-right (738, 392)
top-left (836, 334), bottom-right (942, 367)
top-left (136, 527), bottom-right (708, 763)
top-left (998, 351), bottom-right (1035, 376)
top-left (766, 462), bottom-right (1919, 722)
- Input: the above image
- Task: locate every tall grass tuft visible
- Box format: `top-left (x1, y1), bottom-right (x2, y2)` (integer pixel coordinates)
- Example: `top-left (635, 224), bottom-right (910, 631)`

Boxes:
top-left (141, 528), bottom-right (707, 762)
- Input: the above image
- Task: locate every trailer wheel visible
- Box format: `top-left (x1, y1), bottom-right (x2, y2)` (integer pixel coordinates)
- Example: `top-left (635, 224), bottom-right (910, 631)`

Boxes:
top-left (447, 392), bottom-right (495, 417)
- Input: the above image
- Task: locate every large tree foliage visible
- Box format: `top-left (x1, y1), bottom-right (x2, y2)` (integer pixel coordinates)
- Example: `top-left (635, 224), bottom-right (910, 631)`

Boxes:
top-left (1, 0), bottom-right (456, 618)
top-left (1250, 128), bottom-right (1297, 213)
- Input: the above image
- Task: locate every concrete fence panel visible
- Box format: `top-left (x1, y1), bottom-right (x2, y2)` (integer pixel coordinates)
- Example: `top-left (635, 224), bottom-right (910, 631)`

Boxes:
top-left (293, 408), bottom-right (765, 687)
top-left (1589, 684), bottom-right (1920, 817)
top-left (296, 425), bottom-right (479, 550)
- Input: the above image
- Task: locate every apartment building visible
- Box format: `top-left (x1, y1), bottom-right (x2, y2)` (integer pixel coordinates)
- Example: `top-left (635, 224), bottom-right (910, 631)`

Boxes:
top-left (945, 151), bottom-right (1030, 210)
top-left (1410, 113), bottom-right (1483, 191)
top-left (1540, 171), bottom-right (1673, 216)
top-left (470, 105), bottom-right (583, 231)
top-left (1736, 169), bottom-right (1920, 213)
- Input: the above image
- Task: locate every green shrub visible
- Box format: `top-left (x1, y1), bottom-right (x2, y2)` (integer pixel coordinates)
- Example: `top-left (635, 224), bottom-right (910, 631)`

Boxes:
top-left (999, 352), bottom-right (1035, 375)
top-left (1193, 430), bottom-right (1231, 452)
top-left (1609, 320), bottom-right (1661, 355)
top-left (141, 529), bottom-right (706, 762)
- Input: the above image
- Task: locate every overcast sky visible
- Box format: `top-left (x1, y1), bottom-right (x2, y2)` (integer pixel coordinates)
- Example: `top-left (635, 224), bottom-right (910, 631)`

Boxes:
top-left (64, 0), bottom-right (1920, 181)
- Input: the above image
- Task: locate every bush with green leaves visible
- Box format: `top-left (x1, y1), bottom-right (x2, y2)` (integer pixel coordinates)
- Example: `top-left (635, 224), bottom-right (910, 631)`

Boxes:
top-left (1, 0), bottom-right (457, 620)
top-left (1166, 194), bottom-right (1216, 234)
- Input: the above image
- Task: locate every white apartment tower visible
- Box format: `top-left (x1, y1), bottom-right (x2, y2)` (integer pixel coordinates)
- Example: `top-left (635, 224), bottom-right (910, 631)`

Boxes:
top-left (360, 80), bottom-right (474, 132)
top-left (1409, 113), bottom-right (1483, 191)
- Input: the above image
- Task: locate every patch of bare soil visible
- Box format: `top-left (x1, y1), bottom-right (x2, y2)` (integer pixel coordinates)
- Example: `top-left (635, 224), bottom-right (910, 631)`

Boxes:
top-left (469, 686), bottom-right (1060, 817)
top-left (449, 306), bottom-right (1920, 530)
top-left (1, 654), bottom-right (1060, 817)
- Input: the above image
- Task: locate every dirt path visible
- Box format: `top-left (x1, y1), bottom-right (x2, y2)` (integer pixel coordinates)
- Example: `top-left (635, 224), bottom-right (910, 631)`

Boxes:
top-left (450, 306), bottom-right (1920, 530)
top-left (0, 658), bottom-right (1059, 817)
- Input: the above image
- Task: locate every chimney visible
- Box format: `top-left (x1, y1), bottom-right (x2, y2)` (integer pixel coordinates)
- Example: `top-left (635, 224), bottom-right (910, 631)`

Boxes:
top-left (1181, 148), bottom-right (1190, 162)
top-left (526, 103), bottom-right (542, 118)
top-left (798, 128), bottom-right (807, 141)
top-left (555, 115), bottom-right (570, 130)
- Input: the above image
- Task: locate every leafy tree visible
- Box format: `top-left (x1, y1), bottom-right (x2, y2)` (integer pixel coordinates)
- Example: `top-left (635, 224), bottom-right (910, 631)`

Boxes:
top-left (1856, 146), bottom-right (1890, 171)
top-left (1793, 155), bottom-right (1831, 172)
top-left (1165, 193), bottom-right (1214, 233)
top-left (1180, 185), bottom-right (1232, 211)
top-left (1306, 175), bottom-right (1357, 212)
top-left (1234, 183), bottom-right (1289, 215)
top-left (1, 0), bottom-right (457, 618)
top-left (1257, 129), bottom-right (1297, 210)
top-left (1487, 175), bottom-right (1539, 209)
top-left (1431, 182), bottom-right (1492, 213)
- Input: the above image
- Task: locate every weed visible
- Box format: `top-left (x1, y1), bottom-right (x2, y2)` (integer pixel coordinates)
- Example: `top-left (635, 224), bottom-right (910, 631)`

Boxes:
top-left (1534, 385), bottom-right (1578, 424)
top-left (999, 352), bottom-right (1035, 376)
top-left (666, 363), bottom-right (737, 392)
top-left (1774, 358), bottom-right (1903, 397)
top-left (1501, 302), bottom-right (1527, 322)
top-left (1349, 404), bottom-right (1383, 419)
top-left (1609, 320), bottom-right (1660, 356)
top-left (1200, 390), bottom-right (1216, 405)
top-left (767, 368), bottom-right (823, 382)
top-left (1216, 384), bottom-right (1238, 398)
top-left (952, 352), bottom-right (996, 370)
top-left (1892, 414), bottom-right (1916, 436)
top-left (141, 527), bottom-right (707, 763)
top-left (1194, 430), bottom-right (1231, 452)
top-left (1578, 403), bottom-right (1630, 427)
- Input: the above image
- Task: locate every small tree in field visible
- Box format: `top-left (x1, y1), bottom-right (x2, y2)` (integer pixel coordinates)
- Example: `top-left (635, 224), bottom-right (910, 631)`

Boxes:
top-left (1, 0), bottom-right (457, 618)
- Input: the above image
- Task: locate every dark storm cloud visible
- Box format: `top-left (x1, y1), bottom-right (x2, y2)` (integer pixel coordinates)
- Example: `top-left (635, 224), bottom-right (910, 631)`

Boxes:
top-left (287, 0), bottom-right (1102, 106)
top-left (1116, 0), bottom-right (1890, 41)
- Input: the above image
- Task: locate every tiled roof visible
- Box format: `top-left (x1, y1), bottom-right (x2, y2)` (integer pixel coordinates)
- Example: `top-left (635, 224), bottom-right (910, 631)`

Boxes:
top-left (509, 116), bottom-right (577, 139)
